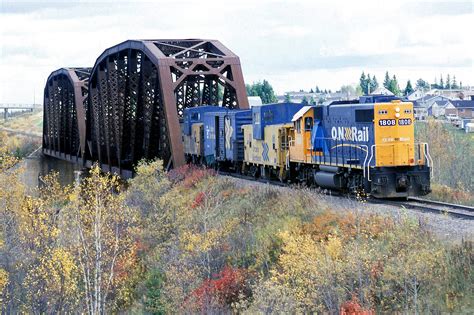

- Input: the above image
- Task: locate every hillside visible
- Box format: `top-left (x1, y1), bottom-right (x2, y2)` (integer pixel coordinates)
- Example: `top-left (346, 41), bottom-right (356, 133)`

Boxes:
top-left (1, 157), bottom-right (473, 313)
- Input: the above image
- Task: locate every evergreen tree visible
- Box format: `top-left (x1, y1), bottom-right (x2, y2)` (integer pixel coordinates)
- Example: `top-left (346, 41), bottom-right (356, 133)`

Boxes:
top-left (404, 80), bottom-right (414, 95)
top-left (370, 75), bottom-right (379, 93)
top-left (301, 96), bottom-right (309, 105)
top-left (359, 72), bottom-right (368, 95)
top-left (366, 74), bottom-right (372, 94)
top-left (434, 76), bottom-right (438, 89)
top-left (309, 96), bottom-right (316, 105)
top-left (440, 74), bottom-right (444, 90)
top-left (328, 89), bottom-right (332, 94)
top-left (388, 75), bottom-right (400, 95)
top-left (284, 93), bottom-right (291, 103)
top-left (460, 81), bottom-right (463, 89)
top-left (452, 76), bottom-right (458, 89)
top-left (315, 86), bottom-right (320, 93)
top-left (446, 74), bottom-right (451, 89)
top-left (383, 71), bottom-right (391, 89)
top-left (310, 88), bottom-right (314, 93)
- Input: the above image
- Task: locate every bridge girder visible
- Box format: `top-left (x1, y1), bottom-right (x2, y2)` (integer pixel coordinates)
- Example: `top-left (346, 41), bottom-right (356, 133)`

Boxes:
top-left (43, 68), bottom-right (91, 161)
top-left (86, 39), bottom-right (249, 174)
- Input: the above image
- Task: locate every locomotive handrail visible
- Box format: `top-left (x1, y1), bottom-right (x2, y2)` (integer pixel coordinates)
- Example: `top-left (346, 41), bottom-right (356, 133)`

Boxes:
top-left (419, 142), bottom-right (434, 178)
top-left (360, 144), bottom-right (369, 178)
top-left (367, 145), bottom-right (376, 181)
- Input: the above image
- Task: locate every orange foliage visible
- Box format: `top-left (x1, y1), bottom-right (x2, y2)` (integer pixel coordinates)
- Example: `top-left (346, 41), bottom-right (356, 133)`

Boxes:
top-left (302, 211), bottom-right (393, 241)
top-left (114, 242), bottom-right (140, 283)
top-left (340, 296), bottom-right (375, 315)
top-left (167, 164), bottom-right (215, 188)
top-left (369, 260), bottom-right (384, 280)
top-left (191, 192), bottom-right (206, 209)
top-left (188, 266), bottom-right (251, 310)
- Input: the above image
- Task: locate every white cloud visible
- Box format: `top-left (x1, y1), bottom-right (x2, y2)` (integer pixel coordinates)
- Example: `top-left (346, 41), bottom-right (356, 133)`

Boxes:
top-left (0, 0), bottom-right (473, 102)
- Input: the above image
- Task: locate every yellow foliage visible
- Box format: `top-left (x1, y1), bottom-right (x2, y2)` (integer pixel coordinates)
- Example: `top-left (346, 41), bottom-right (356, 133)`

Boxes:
top-left (0, 268), bottom-right (8, 302)
top-left (24, 248), bottom-right (79, 304)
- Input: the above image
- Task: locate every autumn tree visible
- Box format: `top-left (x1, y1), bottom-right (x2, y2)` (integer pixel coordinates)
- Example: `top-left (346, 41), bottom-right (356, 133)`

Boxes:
top-left (65, 165), bottom-right (140, 314)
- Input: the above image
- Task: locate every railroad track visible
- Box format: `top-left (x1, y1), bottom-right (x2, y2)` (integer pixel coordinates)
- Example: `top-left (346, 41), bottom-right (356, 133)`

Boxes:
top-left (219, 172), bottom-right (474, 220)
top-left (369, 197), bottom-right (474, 220)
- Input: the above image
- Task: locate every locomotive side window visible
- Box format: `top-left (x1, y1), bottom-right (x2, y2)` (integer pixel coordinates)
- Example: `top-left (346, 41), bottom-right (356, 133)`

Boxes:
top-left (254, 112), bottom-right (260, 124)
top-left (304, 117), bottom-right (313, 131)
top-left (355, 109), bottom-right (374, 123)
top-left (296, 120), bottom-right (301, 133)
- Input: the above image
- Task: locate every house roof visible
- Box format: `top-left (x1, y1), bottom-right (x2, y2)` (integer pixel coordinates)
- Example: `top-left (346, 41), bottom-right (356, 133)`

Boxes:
top-left (434, 100), bottom-right (450, 107)
top-left (417, 94), bottom-right (437, 102)
top-left (292, 106), bottom-right (313, 121)
top-left (451, 100), bottom-right (474, 109)
top-left (370, 86), bottom-right (394, 96)
top-left (248, 96), bottom-right (262, 107)
top-left (414, 95), bottom-right (451, 108)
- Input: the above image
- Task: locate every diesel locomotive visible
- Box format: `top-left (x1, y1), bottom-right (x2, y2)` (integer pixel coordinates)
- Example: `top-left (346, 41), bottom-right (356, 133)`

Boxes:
top-left (181, 96), bottom-right (432, 198)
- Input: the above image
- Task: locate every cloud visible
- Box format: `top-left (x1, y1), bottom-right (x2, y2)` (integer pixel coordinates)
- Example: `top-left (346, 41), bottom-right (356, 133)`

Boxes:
top-left (0, 0), bottom-right (473, 102)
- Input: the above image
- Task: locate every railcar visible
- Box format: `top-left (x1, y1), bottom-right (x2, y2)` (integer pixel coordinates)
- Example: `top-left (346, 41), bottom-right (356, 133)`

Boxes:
top-left (181, 97), bottom-right (432, 199)
top-left (241, 102), bottom-right (305, 179)
top-left (287, 99), bottom-right (432, 198)
top-left (182, 106), bottom-right (251, 170)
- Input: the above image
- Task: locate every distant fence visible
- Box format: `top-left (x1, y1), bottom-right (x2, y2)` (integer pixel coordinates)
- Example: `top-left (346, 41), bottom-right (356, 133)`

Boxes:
top-left (0, 103), bottom-right (42, 110)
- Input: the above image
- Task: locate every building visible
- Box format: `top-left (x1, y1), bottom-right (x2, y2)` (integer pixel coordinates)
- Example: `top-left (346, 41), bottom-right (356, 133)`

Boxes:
top-left (426, 88), bottom-right (474, 100)
top-left (277, 91), bottom-right (347, 104)
top-left (407, 89), bottom-right (426, 101)
top-left (370, 86), bottom-right (394, 96)
top-left (451, 100), bottom-right (474, 119)
top-left (413, 103), bottom-right (428, 120)
top-left (248, 96), bottom-right (263, 107)
top-left (431, 100), bottom-right (455, 118)
top-left (413, 95), bottom-right (451, 116)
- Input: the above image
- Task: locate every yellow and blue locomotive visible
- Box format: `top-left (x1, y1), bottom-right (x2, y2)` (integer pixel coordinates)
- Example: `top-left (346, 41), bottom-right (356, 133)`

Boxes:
top-left (181, 96), bottom-right (432, 198)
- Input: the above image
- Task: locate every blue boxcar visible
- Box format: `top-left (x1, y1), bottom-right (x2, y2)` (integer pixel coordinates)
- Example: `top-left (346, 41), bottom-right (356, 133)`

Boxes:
top-left (252, 102), bottom-right (306, 140)
top-left (182, 106), bottom-right (227, 136)
top-left (202, 109), bottom-right (252, 165)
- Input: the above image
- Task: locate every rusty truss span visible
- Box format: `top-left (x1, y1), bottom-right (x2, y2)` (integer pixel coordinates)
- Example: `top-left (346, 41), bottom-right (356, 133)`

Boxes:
top-left (42, 39), bottom-right (249, 177)
top-left (43, 67), bottom-right (90, 162)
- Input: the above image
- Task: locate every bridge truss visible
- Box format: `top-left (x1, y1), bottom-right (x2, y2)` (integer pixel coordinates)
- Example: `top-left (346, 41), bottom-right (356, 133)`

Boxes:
top-left (43, 39), bottom-right (248, 177)
top-left (43, 68), bottom-right (90, 162)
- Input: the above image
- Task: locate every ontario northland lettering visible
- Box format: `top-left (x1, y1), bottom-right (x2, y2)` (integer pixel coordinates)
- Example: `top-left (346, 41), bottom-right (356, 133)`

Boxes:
top-left (331, 126), bottom-right (369, 142)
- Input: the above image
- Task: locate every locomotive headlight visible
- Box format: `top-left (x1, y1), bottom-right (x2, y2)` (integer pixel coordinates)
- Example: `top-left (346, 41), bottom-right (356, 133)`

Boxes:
top-left (395, 113), bottom-right (400, 118)
top-left (395, 107), bottom-right (400, 113)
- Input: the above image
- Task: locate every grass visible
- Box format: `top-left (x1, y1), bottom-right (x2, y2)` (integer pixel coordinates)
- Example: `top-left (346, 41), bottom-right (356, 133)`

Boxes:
top-left (0, 110), bottom-right (43, 135)
top-left (415, 120), bottom-right (474, 206)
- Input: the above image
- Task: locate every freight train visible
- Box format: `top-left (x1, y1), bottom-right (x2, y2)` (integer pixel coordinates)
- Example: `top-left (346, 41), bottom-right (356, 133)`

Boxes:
top-left (181, 96), bottom-right (432, 198)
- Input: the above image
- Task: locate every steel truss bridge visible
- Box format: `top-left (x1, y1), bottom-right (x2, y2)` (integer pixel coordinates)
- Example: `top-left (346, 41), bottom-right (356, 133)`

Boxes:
top-left (42, 39), bottom-right (249, 177)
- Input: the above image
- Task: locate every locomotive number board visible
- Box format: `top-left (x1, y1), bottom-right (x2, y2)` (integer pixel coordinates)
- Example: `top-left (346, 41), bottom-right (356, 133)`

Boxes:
top-left (378, 118), bottom-right (412, 126)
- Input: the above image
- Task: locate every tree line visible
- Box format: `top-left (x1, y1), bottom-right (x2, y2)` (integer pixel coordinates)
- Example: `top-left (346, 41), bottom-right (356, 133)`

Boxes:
top-left (359, 71), bottom-right (464, 97)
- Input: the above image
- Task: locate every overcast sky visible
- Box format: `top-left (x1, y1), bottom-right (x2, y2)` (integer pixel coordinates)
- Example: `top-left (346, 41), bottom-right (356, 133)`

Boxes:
top-left (0, 0), bottom-right (473, 103)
